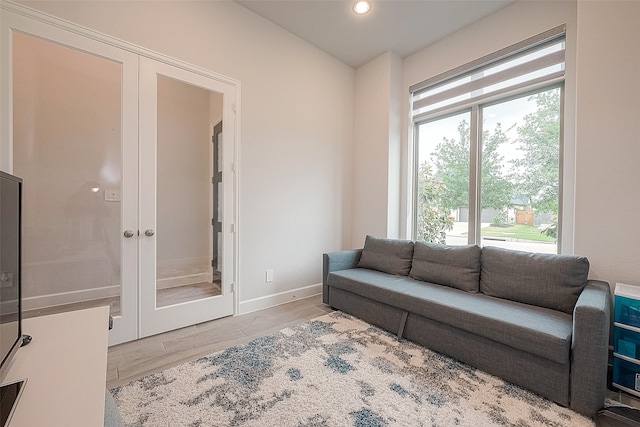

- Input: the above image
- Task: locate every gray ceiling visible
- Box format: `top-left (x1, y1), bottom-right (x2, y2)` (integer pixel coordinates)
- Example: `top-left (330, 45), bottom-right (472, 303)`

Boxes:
top-left (235, 0), bottom-right (515, 68)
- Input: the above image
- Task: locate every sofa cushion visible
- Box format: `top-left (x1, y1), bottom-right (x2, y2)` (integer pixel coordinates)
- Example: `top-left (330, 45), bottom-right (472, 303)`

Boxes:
top-left (356, 235), bottom-right (414, 276)
top-left (409, 242), bottom-right (481, 292)
top-left (329, 268), bottom-right (413, 305)
top-left (480, 246), bottom-right (589, 314)
top-left (328, 268), bottom-right (572, 364)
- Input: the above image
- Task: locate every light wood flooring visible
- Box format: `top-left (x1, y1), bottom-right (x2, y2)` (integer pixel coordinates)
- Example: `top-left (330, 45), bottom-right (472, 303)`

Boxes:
top-left (106, 294), bottom-right (333, 388)
top-left (156, 282), bottom-right (222, 308)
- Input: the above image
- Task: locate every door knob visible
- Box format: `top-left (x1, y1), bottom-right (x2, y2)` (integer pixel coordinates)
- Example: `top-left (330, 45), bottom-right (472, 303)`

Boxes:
top-left (145, 229), bottom-right (155, 237)
top-left (123, 230), bottom-right (135, 238)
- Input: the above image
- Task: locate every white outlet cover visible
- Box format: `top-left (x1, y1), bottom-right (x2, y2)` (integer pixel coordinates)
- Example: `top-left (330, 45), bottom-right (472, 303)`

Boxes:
top-left (104, 189), bottom-right (121, 202)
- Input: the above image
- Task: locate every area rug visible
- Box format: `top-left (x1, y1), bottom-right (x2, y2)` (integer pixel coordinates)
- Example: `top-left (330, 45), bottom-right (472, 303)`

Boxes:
top-left (111, 311), bottom-right (594, 426)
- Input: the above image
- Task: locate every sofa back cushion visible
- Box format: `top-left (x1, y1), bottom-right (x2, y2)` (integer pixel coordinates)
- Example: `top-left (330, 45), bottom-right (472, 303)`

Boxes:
top-left (409, 242), bottom-right (481, 292)
top-left (480, 246), bottom-right (589, 314)
top-left (357, 235), bottom-right (414, 276)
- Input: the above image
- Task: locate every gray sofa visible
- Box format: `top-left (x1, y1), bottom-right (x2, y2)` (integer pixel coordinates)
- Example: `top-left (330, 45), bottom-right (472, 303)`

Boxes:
top-left (105, 389), bottom-right (124, 427)
top-left (322, 235), bottom-right (612, 418)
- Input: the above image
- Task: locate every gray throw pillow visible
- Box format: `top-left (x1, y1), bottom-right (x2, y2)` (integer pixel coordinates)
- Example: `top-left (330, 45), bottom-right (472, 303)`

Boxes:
top-left (480, 246), bottom-right (589, 314)
top-left (409, 241), bottom-right (481, 292)
top-left (357, 235), bottom-right (414, 276)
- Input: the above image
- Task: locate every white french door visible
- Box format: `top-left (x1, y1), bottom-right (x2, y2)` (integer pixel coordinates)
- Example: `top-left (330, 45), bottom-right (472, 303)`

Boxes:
top-left (1, 6), bottom-right (237, 345)
top-left (2, 11), bottom-right (141, 345)
top-left (138, 57), bottom-right (235, 338)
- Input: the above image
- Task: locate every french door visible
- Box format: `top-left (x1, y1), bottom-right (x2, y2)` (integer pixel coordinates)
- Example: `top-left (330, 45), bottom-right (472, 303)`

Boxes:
top-left (1, 7), bottom-right (237, 345)
top-left (138, 58), bottom-right (235, 338)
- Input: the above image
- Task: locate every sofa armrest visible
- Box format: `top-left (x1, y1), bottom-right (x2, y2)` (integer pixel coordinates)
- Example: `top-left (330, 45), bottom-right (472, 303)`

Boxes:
top-left (105, 389), bottom-right (124, 427)
top-left (322, 249), bottom-right (362, 304)
top-left (570, 279), bottom-right (612, 417)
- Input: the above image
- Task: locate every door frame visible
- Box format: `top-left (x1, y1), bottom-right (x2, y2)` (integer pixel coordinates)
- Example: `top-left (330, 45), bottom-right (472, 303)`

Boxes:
top-left (138, 56), bottom-right (237, 338)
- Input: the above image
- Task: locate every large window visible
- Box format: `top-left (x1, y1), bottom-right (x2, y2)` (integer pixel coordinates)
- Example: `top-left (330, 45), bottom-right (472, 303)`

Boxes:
top-left (411, 27), bottom-right (565, 254)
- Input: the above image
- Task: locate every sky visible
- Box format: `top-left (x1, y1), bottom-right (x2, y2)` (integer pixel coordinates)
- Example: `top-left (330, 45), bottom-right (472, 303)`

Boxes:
top-left (417, 94), bottom-right (541, 171)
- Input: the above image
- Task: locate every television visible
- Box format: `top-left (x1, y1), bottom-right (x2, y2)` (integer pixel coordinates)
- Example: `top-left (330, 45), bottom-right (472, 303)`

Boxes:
top-left (0, 171), bottom-right (28, 426)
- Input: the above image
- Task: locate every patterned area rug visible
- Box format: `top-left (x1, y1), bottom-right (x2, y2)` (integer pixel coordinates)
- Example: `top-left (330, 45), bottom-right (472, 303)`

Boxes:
top-left (112, 311), bottom-right (594, 426)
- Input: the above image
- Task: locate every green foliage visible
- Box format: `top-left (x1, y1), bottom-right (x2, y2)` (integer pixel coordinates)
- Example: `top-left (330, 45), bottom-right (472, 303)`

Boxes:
top-left (431, 121), bottom-right (470, 211)
top-left (481, 224), bottom-right (556, 243)
top-left (491, 212), bottom-right (506, 227)
top-left (431, 120), bottom-right (513, 212)
top-left (480, 123), bottom-right (514, 210)
top-left (416, 162), bottom-right (453, 244)
top-left (540, 217), bottom-right (558, 240)
top-left (416, 87), bottom-right (561, 242)
top-left (511, 89), bottom-right (561, 214)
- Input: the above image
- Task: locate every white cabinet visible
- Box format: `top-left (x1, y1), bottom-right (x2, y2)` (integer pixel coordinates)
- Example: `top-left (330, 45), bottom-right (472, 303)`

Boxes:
top-left (3, 306), bottom-right (109, 427)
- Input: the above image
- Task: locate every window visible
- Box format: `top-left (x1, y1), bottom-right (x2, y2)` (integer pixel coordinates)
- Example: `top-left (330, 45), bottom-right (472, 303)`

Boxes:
top-left (411, 26), bottom-right (565, 254)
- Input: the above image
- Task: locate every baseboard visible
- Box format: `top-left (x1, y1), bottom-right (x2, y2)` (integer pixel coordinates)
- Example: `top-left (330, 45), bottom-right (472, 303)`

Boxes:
top-left (22, 285), bottom-right (120, 311)
top-left (238, 283), bottom-right (322, 315)
top-left (24, 281), bottom-right (323, 315)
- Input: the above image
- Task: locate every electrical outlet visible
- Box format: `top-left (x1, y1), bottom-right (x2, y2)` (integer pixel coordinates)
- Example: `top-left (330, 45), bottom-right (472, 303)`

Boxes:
top-left (265, 269), bottom-right (274, 283)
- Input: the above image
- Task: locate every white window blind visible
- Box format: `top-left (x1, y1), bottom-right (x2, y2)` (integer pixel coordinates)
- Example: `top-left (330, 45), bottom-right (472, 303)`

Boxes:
top-left (410, 25), bottom-right (565, 120)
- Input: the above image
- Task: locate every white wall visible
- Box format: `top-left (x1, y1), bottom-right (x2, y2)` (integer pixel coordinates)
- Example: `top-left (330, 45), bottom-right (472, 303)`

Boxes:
top-left (20, 1), bottom-right (355, 308)
top-left (574, 0), bottom-right (640, 288)
top-left (352, 51), bottom-right (403, 247)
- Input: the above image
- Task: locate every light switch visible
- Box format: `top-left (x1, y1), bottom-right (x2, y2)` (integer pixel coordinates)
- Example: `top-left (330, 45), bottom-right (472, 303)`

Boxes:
top-left (104, 189), bottom-right (121, 202)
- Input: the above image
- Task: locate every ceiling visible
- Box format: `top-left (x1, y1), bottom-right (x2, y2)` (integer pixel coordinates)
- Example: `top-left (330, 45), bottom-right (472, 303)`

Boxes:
top-left (235, 0), bottom-right (515, 68)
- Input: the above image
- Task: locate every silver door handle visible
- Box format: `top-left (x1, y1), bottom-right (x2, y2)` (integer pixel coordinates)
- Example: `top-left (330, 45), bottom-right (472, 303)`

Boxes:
top-left (145, 229), bottom-right (155, 237)
top-left (124, 230), bottom-right (135, 238)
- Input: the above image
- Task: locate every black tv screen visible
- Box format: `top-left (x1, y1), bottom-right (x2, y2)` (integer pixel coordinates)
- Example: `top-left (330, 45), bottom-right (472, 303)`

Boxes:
top-left (0, 171), bottom-right (22, 387)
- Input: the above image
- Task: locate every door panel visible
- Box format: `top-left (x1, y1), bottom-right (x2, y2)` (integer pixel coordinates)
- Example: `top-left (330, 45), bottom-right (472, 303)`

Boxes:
top-left (139, 57), bottom-right (234, 337)
top-left (4, 17), bottom-right (139, 345)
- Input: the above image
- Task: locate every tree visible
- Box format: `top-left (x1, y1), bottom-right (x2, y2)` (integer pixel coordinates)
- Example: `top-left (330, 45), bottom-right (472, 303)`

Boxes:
top-left (511, 89), bottom-right (561, 214)
top-left (480, 123), bottom-right (514, 211)
top-left (415, 162), bottom-right (453, 244)
top-left (431, 120), bottom-right (512, 212)
top-left (431, 120), bottom-right (470, 212)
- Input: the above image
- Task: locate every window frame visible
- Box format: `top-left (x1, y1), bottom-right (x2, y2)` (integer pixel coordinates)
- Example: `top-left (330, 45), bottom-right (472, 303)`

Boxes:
top-left (411, 82), bottom-right (565, 252)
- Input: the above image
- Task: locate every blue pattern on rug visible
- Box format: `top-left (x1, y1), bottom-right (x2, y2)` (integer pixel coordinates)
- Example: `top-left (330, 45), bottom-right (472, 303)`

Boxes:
top-left (325, 355), bottom-right (355, 374)
top-left (352, 408), bottom-right (385, 427)
top-left (286, 368), bottom-right (301, 381)
top-left (201, 334), bottom-right (277, 387)
top-left (111, 311), bottom-right (595, 427)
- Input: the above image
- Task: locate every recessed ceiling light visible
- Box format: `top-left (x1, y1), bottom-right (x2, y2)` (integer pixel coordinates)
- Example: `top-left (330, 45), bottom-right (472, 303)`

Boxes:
top-left (353, 0), bottom-right (371, 15)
